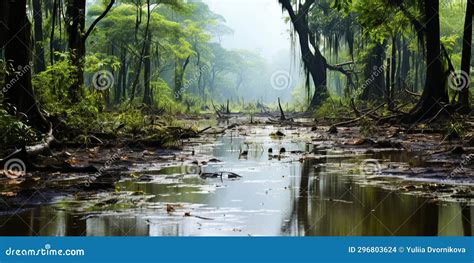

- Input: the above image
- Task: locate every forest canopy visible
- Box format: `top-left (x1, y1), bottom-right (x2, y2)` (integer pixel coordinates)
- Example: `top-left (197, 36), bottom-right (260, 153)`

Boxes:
top-left (0, 0), bottom-right (472, 149)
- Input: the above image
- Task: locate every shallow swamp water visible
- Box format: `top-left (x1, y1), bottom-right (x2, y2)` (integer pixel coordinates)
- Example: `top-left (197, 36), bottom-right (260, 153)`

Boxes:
top-left (0, 121), bottom-right (473, 236)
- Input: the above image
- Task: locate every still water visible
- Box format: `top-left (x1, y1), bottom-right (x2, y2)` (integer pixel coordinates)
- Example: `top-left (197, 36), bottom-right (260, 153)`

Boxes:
top-left (0, 126), bottom-right (472, 236)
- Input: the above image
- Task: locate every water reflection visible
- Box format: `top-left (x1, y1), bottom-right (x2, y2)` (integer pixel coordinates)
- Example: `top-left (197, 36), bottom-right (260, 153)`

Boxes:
top-left (284, 157), bottom-right (473, 236)
top-left (0, 127), bottom-right (472, 236)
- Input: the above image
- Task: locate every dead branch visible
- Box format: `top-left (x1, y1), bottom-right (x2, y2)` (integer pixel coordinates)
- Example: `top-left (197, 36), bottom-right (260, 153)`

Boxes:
top-left (334, 103), bottom-right (385, 127)
top-left (278, 97), bottom-right (286, 121)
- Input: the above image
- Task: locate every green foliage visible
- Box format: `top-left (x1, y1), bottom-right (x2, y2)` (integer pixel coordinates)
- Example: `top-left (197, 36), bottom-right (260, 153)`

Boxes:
top-left (0, 109), bottom-right (40, 149)
top-left (314, 97), bottom-right (352, 120)
top-left (444, 119), bottom-right (468, 140)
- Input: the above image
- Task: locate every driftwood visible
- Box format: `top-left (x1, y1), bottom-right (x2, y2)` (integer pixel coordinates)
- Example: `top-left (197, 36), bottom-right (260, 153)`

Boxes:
top-left (0, 127), bottom-right (97, 174)
top-left (0, 147), bottom-right (98, 174)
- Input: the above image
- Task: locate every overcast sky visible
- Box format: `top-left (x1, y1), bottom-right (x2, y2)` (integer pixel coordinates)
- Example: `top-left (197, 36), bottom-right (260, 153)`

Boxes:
top-left (204, 0), bottom-right (292, 60)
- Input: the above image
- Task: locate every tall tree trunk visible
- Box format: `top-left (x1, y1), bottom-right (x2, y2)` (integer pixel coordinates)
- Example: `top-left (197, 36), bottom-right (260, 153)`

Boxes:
top-left (401, 38), bottom-right (410, 88)
top-left (386, 58), bottom-right (391, 107)
top-left (143, 32), bottom-right (152, 105)
top-left (361, 42), bottom-right (386, 100)
top-left (50, 0), bottom-right (58, 65)
top-left (457, 0), bottom-right (473, 112)
top-left (279, 0), bottom-right (328, 110)
top-left (403, 0), bottom-right (447, 122)
top-left (174, 55), bottom-right (191, 101)
top-left (32, 0), bottom-right (46, 73)
top-left (116, 48), bottom-right (127, 104)
top-left (389, 35), bottom-right (397, 109)
top-left (396, 36), bottom-right (402, 91)
top-left (130, 0), bottom-right (150, 103)
top-left (66, 0), bottom-right (86, 102)
top-left (3, 0), bottom-right (50, 132)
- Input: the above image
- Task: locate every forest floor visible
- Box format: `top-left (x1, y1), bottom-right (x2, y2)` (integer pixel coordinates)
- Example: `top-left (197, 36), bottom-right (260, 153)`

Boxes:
top-left (0, 114), bottom-right (472, 235)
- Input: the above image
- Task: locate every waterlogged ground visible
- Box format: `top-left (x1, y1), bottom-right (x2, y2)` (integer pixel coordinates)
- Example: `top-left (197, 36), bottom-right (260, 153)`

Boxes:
top-left (0, 120), bottom-right (473, 236)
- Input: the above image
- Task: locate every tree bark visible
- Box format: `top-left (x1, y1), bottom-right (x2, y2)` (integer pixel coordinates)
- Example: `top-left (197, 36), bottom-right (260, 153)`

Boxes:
top-left (32, 0), bottom-right (46, 73)
top-left (3, 0), bottom-right (50, 133)
top-left (279, 0), bottom-right (328, 110)
top-left (143, 32), bottom-right (152, 105)
top-left (400, 38), bottom-right (410, 87)
top-left (403, 0), bottom-right (448, 122)
top-left (174, 55), bottom-right (191, 100)
top-left (130, 0), bottom-right (151, 103)
top-left (66, 0), bottom-right (114, 102)
top-left (66, 0), bottom-right (86, 102)
top-left (361, 42), bottom-right (386, 100)
top-left (457, 0), bottom-right (473, 112)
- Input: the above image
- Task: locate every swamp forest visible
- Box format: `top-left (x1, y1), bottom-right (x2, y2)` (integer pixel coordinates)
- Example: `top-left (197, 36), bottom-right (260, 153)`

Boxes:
top-left (0, 0), bottom-right (473, 236)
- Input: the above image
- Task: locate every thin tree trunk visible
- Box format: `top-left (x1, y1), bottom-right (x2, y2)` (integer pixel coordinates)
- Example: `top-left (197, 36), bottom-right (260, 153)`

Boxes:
top-left (143, 32), bottom-right (152, 105)
top-left (174, 55), bottom-right (191, 100)
top-left (50, 0), bottom-right (58, 65)
top-left (32, 0), bottom-right (46, 72)
top-left (130, 0), bottom-right (151, 103)
top-left (401, 38), bottom-right (410, 86)
top-left (390, 35), bottom-right (396, 109)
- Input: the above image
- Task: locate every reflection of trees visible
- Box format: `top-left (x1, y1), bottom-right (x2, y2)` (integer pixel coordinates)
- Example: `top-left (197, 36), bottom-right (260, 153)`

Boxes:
top-left (461, 203), bottom-right (472, 236)
top-left (281, 150), bottom-right (468, 236)
top-left (282, 152), bottom-right (326, 235)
